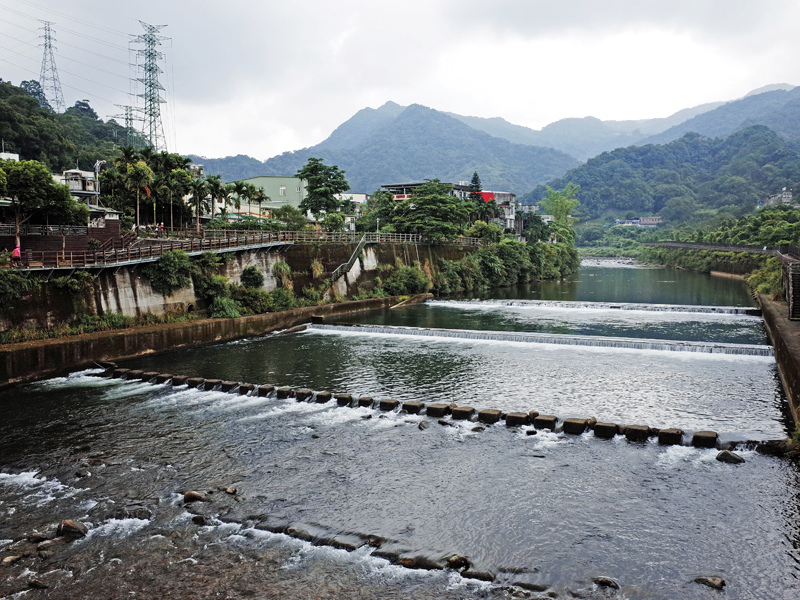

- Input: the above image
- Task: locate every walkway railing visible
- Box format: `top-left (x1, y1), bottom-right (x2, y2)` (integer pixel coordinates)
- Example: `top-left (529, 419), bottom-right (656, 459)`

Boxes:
top-left (3, 230), bottom-right (484, 270)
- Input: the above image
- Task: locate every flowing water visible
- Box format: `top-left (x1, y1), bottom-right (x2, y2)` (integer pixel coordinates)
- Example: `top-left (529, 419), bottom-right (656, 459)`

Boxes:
top-left (1, 260), bottom-right (799, 600)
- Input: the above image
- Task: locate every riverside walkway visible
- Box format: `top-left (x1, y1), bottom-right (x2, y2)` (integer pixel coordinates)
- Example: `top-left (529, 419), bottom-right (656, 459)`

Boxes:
top-left (6, 230), bottom-right (482, 272)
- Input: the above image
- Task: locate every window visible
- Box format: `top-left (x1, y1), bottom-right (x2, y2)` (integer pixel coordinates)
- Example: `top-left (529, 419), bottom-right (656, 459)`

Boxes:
top-left (279, 186), bottom-right (286, 196)
top-left (296, 186), bottom-right (301, 193)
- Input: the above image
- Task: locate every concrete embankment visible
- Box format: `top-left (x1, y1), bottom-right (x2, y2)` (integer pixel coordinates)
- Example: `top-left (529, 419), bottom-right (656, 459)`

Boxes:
top-left (758, 294), bottom-right (800, 425)
top-left (0, 294), bottom-right (431, 387)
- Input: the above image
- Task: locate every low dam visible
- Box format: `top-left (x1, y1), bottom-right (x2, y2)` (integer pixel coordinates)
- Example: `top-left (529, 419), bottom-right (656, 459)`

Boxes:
top-left (0, 260), bottom-right (797, 600)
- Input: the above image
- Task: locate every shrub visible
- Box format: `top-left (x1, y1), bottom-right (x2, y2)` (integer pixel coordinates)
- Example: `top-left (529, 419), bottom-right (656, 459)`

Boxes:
top-left (240, 265), bottom-right (264, 289)
top-left (230, 284), bottom-right (272, 314)
top-left (143, 250), bottom-right (193, 296)
top-left (209, 296), bottom-right (241, 318)
top-left (269, 287), bottom-right (295, 311)
top-left (272, 260), bottom-right (293, 290)
top-left (383, 266), bottom-right (430, 295)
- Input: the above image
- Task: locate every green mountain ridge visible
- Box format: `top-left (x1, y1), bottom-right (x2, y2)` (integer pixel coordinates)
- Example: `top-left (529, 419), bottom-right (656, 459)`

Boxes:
top-left (523, 125), bottom-right (800, 225)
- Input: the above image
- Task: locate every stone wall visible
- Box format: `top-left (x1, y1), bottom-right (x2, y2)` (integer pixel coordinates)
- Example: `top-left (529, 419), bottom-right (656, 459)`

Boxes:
top-left (1, 242), bottom-right (475, 330)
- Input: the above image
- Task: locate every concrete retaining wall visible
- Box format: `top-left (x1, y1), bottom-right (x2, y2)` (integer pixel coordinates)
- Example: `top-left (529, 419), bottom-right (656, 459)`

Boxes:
top-left (0, 294), bottom-right (431, 387)
top-left (758, 294), bottom-right (800, 425)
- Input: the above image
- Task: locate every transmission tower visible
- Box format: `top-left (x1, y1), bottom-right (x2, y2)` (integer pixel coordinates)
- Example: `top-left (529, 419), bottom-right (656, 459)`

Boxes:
top-left (39, 21), bottom-right (65, 112)
top-left (132, 21), bottom-right (169, 152)
top-left (109, 104), bottom-right (144, 148)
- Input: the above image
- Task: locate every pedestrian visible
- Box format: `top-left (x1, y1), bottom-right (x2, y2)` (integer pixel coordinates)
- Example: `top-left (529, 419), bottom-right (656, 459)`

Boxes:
top-left (11, 244), bottom-right (21, 267)
top-left (158, 222), bottom-right (165, 238)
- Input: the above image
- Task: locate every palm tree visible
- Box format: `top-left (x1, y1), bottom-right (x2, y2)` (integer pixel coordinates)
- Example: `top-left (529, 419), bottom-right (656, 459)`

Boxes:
top-left (206, 175), bottom-right (225, 221)
top-left (189, 178), bottom-right (209, 233)
top-left (125, 162), bottom-right (153, 232)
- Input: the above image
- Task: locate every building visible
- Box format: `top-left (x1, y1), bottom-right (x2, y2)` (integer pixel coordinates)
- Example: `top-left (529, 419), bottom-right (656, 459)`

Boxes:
top-left (53, 169), bottom-right (99, 201)
top-left (381, 181), bottom-right (472, 200)
top-left (761, 188), bottom-right (795, 208)
top-left (233, 176), bottom-right (308, 217)
top-left (639, 216), bottom-right (662, 227)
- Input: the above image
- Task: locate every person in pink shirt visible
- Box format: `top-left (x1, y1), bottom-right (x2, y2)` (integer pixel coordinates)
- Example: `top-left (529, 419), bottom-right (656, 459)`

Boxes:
top-left (10, 244), bottom-right (21, 267)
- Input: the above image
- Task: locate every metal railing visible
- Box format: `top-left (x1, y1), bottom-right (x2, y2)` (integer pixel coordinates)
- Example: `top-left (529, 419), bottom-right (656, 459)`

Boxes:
top-left (1, 230), bottom-right (485, 270)
top-left (0, 224), bottom-right (89, 237)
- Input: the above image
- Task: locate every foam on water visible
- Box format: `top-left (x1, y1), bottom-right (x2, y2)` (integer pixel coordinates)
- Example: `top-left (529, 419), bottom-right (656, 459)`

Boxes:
top-left (308, 324), bottom-right (774, 358)
top-left (428, 299), bottom-right (760, 317)
top-left (0, 471), bottom-right (82, 507)
top-left (81, 518), bottom-right (151, 542)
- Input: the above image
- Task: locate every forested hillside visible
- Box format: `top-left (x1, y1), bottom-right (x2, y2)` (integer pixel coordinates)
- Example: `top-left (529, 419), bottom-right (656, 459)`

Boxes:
top-left (0, 80), bottom-right (135, 170)
top-left (523, 126), bottom-right (800, 223)
top-left (641, 86), bottom-right (800, 146)
top-left (199, 104), bottom-right (580, 194)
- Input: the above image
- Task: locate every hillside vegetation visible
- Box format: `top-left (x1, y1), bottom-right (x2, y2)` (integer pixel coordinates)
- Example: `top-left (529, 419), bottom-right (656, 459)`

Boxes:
top-left (524, 126), bottom-right (800, 223)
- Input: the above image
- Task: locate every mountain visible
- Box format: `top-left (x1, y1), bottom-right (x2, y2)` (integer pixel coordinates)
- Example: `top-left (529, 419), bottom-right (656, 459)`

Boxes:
top-left (198, 103), bottom-right (580, 195)
top-left (447, 101), bottom-right (724, 161)
top-left (640, 86), bottom-right (800, 145)
top-left (522, 125), bottom-right (800, 223)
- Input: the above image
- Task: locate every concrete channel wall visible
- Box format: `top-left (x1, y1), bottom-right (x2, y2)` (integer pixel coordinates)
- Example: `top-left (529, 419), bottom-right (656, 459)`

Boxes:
top-left (758, 294), bottom-right (800, 425)
top-left (0, 294), bottom-right (431, 387)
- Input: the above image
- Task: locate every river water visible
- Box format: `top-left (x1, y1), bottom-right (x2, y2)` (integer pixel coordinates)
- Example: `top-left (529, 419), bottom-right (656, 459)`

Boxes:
top-left (1, 260), bottom-right (798, 599)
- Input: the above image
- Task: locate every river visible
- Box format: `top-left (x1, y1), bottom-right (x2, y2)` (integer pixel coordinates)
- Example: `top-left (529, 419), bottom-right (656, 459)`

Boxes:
top-left (1, 259), bottom-right (798, 599)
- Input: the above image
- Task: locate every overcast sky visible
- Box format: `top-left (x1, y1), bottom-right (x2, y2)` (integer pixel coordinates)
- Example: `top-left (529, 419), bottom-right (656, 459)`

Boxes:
top-left (2, 0), bottom-right (799, 161)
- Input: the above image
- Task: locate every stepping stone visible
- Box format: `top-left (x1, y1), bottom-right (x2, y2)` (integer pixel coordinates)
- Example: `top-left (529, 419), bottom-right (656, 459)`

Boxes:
top-left (692, 430), bottom-right (718, 449)
top-left (593, 422), bottom-right (618, 439)
top-left (533, 415), bottom-right (557, 430)
top-left (478, 409), bottom-right (501, 424)
top-left (403, 401), bottom-right (425, 414)
top-left (658, 428), bottom-right (684, 445)
top-left (505, 412), bottom-right (530, 426)
top-left (562, 418), bottom-right (587, 435)
top-left (425, 403), bottom-right (449, 418)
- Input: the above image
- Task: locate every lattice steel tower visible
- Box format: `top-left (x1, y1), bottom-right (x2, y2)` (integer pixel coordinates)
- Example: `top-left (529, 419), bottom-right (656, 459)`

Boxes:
top-left (110, 104), bottom-right (143, 148)
top-left (39, 21), bottom-right (65, 112)
top-left (132, 21), bottom-right (169, 152)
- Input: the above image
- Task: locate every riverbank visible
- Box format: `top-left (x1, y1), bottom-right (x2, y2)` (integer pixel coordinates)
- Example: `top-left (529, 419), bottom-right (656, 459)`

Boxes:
top-left (758, 294), bottom-right (800, 426)
top-left (0, 294), bottom-right (431, 387)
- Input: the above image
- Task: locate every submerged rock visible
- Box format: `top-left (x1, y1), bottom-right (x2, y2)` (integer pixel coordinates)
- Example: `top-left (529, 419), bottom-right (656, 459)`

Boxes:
top-left (694, 576), bottom-right (725, 590)
top-left (56, 519), bottom-right (87, 538)
top-left (183, 490), bottom-right (206, 503)
top-left (716, 450), bottom-right (745, 464)
top-left (446, 555), bottom-right (471, 570)
top-left (593, 576), bottom-right (620, 589)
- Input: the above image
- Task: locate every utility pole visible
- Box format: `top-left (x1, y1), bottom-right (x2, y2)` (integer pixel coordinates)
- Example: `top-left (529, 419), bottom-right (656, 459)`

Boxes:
top-left (131, 21), bottom-right (169, 152)
top-left (39, 21), bottom-right (65, 112)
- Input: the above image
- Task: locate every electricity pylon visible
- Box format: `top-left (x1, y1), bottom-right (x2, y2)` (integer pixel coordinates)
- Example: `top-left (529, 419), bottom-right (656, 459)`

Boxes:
top-left (39, 21), bottom-right (65, 112)
top-left (132, 21), bottom-right (169, 152)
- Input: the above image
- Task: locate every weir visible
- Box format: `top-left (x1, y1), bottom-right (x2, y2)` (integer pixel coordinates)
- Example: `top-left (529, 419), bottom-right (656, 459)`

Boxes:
top-left (308, 323), bottom-right (775, 357)
top-left (429, 298), bottom-right (762, 316)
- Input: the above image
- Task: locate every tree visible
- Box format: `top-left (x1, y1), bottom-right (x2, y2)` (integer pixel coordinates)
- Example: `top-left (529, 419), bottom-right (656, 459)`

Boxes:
top-left (323, 212), bottom-right (345, 232)
top-left (356, 190), bottom-right (395, 232)
top-left (124, 162), bottom-right (153, 231)
top-left (0, 159), bottom-right (88, 245)
top-left (539, 183), bottom-right (581, 225)
top-left (272, 205), bottom-right (307, 230)
top-left (295, 157), bottom-right (349, 218)
top-left (20, 80), bottom-right (50, 110)
top-left (189, 177), bottom-right (209, 232)
top-left (390, 179), bottom-right (470, 240)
